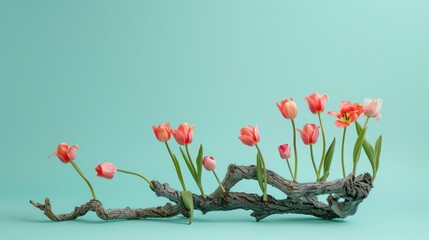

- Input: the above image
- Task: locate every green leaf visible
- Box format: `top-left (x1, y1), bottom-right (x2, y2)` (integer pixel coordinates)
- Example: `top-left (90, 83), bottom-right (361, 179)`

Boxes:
top-left (355, 121), bottom-right (363, 134)
top-left (319, 171), bottom-right (330, 182)
top-left (363, 139), bottom-right (375, 170)
top-left (180, 147), bottom-right (197, 182)
top-left (196, 145), bottom-right (203, 184)
top-left (181, 191), bottom-right (194, 225)
top-left (355, 120), bottom-right (376, 171)
top-left (374, 135), bottom-right (382, 172)
top-left (256, 153), bottom-right (264, 192)
top-left (171, 153), bottom-right (184, 185)
top-left (323, 138), bottom-right (336, 176)
top-left (353, 127), bottom-right (367, 165)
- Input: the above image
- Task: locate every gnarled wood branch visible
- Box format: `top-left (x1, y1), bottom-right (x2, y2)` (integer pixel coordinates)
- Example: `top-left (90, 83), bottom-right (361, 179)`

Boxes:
top-left (30, 164), bottom-right (372, 222)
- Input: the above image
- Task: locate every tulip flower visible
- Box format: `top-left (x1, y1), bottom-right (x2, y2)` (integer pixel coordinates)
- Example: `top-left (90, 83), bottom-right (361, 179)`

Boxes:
top-left (297, 124), bottom-right (319, 145)
top-left (305, 93), bottom-right (329, 182)
top-left (239, 125), bottom-right (267, 201)
top-left (172, 123), bottom-right (194, 145)
top-left (96, 162), bottom-right (117, 179)
top-left (328, 101), bottom-right (364, 177)
top-left (203, 156), bottom-right (226, 193)
top-left (364, 98), bottom-right (382, 120)
top-left (305, 93), bottom-right (328, 114)
top-left (152, 122), bottom-right (172, 142)
top-left (49, 143), bottom-right (79, 163)
top-left (276, 98), bottom-right (299, 182)
top-left (276, 98), bottom-right (297, 119)
top-left (96, 162), bottom-right (154, 189)
top-left (328, 101), bottom-right (364, 128)
top-left (49, 143), bottom-right (97, 200)
top-left (278, 144), bottom-right (294, 179)
top-left (297, 124), bottom-right (320, 179)
top-left (238, 125), bottom-right (260, 147)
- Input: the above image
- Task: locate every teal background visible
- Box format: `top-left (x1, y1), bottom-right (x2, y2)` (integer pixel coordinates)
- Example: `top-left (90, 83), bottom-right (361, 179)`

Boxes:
top-left (1, 0), bottom-right (427, 239)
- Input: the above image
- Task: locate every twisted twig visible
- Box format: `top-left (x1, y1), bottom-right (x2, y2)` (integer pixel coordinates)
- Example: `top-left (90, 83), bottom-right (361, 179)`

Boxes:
top-left (30, 164), bottom-right (372, 222)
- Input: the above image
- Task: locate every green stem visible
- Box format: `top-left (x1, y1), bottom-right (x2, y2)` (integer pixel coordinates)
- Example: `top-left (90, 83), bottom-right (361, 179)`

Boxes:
top-left (255, 144), bottom-right (268, 202)
top-left (363, 116), bottom-right (370, 129)
top-left (317, 113), bottom-right (326, 178)
top-left (117, 169), bottom-right (154, 190)
top-left (310, 145), bottom-right (319, 180)
top-left (291, 119), bottom-right (298, 182)
top-left (341, 127), bottom-right (347, 178)
top-left (70, 161), bottom-right (97, 200)
top-left (213, 170), bottom-right (226, 193)
top-left (285, 158), bottom-right (294, 180)
top-left (165, 142), bottom-right (187, 191)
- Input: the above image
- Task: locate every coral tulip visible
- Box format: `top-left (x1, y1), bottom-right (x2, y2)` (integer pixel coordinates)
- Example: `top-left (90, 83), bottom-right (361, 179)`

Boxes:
top-left (96, 162), bottom-right (117, 179)
top-left (328, 101), bottom-right (364, 128)
top-left (172, 123), bottom-right (194, 145)
top-left (276, 98), bottom-right (298, 119)
top-left (202, 156), bottom-right (217, 171)
top-left (49, 142), bottom-right (79, 163)
top-left (152, 122), bottom-right (172, 142)
top-left (238, 125), bottom-right (260, 146)
top-left (364, 98), bottom-right (383, 120)
top-left (305, 93), bottom-right (329, 114)
top-left (278, 144), bottom-right (291, 159)
top-left (297, 124), bottom-right (319, 145)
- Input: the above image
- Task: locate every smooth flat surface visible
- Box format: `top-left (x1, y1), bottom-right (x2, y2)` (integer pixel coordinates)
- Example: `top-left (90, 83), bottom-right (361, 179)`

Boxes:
top-left (1, 0), bottom-right (428, 239)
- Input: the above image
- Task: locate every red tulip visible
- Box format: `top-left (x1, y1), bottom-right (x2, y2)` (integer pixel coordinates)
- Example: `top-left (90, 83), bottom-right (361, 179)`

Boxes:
top-left (152, 122), bottom-right (172, 142)
top-left (95, 162), bottom-right (117, 179)
top-left (202, 156), bottom-right (217, 171)
top-left (305, 93), bottom-right (329, 114)
top-left (328, 101), bottom-right (364, 128)
top-left (49, 142), bottom-right (79, 163)
top-left (364, 98), bottom-right (383, 120)
top-left (297, 124), bottom-right (319, 145)
top-left (238, 125), bottom-right (260, 146)
top-left (278, 144), bottom-right (291, 159)
top-left (276, 98), bottom-right (298, 119)
top-left (172, 123), bottom-right (194, 145)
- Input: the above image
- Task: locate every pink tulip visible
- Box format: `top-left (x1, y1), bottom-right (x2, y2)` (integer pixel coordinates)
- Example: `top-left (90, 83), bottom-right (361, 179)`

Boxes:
top-left (202, 156), bottom-right (217, 171)
top-left (49, 142), bottom-right (79, 163)
top-left (328, 101), bottom-right (364, 128)
top-left (305, 93), bottom-right (329, 114)
top-left (364, 98), bottom-right (383, 120)
top-left (152, 122), bottom-right (172, 142)
top-left (172, 123), bottom-right (194, 145)
top-left (297, 124), bottom-right (319, 145)
top-left (278, 144), bottom-right (291, 159)
top-left (95, 162), bottom-right (117, 179)
top-left (238, 125), bottom-right (260, 146)
top-left (276, 98), bottom-right (298, 119)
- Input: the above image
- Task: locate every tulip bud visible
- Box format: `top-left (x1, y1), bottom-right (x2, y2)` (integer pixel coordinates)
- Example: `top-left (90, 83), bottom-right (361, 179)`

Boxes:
top-left (278, 144), bottom-right (291, 159)
top-left (202, 156), bottom-right (217, 171)
top-left (95, 162), bottom-right (117, 179)
top-left (297, 124), bottom-right (320, 145)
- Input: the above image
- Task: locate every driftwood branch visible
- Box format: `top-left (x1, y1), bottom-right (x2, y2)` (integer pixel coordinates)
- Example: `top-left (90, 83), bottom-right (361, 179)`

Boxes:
top-left (31, 164), bottom-right (372, 222)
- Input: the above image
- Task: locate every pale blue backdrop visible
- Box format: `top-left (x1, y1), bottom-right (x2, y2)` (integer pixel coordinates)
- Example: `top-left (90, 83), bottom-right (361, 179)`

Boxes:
top-left (1, 0), bottom-right (427, 239)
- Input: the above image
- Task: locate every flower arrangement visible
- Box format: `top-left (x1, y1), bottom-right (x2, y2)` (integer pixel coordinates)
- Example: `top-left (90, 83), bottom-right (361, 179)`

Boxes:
top-left (31, 93), bottom-right (382, 224)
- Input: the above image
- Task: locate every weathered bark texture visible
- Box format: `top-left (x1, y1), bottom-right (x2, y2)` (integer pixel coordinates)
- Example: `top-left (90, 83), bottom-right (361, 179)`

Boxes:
top-left (30, 164), bottom-right (372, 222)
